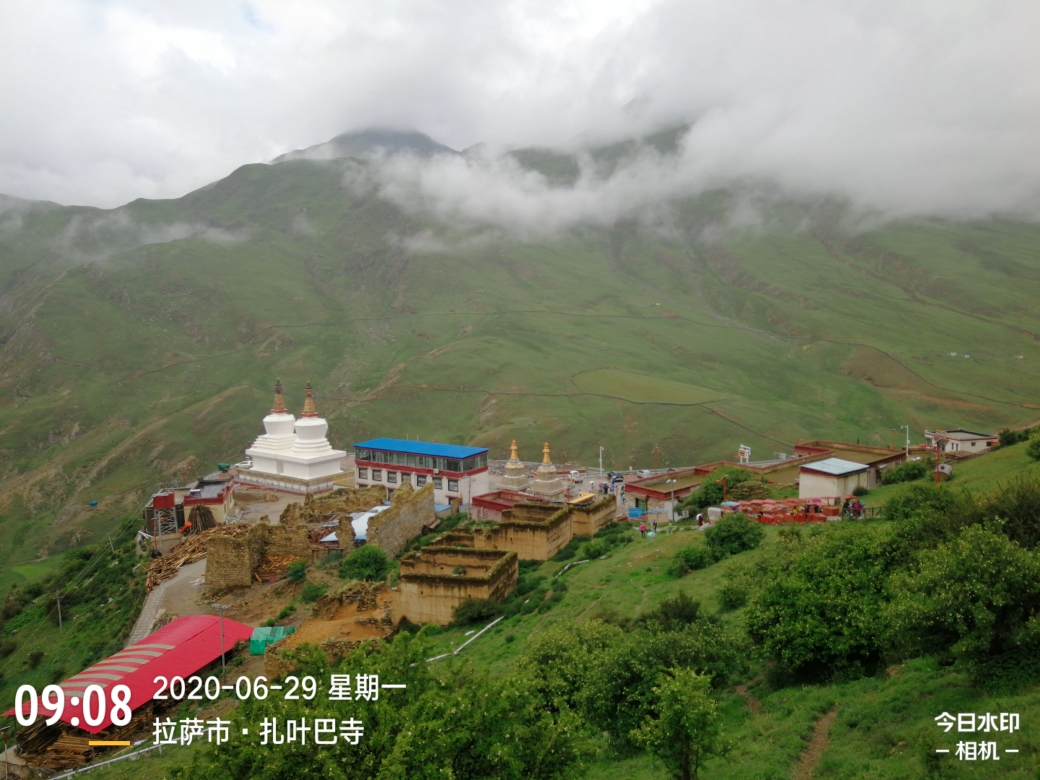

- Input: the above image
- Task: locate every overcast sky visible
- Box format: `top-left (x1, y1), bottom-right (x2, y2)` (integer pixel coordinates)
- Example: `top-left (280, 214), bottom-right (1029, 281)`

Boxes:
top-left (1, 0), bottom-right (1038, 220)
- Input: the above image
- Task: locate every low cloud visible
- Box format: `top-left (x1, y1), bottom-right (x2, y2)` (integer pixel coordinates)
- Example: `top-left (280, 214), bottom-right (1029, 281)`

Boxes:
top-left (50, 211), bottom-right (249, 261)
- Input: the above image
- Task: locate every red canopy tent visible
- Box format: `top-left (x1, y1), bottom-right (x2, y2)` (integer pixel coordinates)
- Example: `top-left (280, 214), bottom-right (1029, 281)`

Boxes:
top-left (5, 615), bottom-right (253, 734)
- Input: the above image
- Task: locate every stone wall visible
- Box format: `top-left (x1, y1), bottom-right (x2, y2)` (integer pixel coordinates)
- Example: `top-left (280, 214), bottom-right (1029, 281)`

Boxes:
top-left (367, 482), bottom-right (435, 559)
top-left (567, 497), bottom-right (615, 537)
top-left (308, 485), bottom-right (387, 516)
top-left (394, 546), bottom-right (517, 625)
top-left (266, 504), bottom-right (310, 559)
top-left (206, 524), bottom-right (267, 590)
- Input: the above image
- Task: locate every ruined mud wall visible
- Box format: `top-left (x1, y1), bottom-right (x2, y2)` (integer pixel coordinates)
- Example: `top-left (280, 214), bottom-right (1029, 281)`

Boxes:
top-left (206, 524), bottom-right (267, 590)
top-left (309, 486), bottom-right (387, 516)
top-left (568, 497), bottom-right (615, 537)
top-left (395, 548), bottom-right (517, 626)
top-left (367, 482), bottom-right (435, 559)
top-left (265, 504), bottom-right (311, 559)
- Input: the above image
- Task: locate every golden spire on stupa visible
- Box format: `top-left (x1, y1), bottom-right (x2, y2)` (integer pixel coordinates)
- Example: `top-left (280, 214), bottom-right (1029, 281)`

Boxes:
top-left (271, 379), bottom-right (287, 414)
top-left (510, 440), bottom-right (519, 461)
top-left (301, 380), bottom-right (318, 418)
top-left (542, 442), bottom-right (552, 464)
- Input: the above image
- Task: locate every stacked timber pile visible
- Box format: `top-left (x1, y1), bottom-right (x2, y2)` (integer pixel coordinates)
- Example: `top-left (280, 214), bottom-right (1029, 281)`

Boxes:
top-left (254, 554), bottom-right (298, 582)
top-left (18, 702), bottom-right (159, 768)
top-left (146, 524), bottom-right (252, 590)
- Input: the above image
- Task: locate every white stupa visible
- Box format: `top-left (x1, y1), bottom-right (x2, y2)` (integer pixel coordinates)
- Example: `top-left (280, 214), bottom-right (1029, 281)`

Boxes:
top-left (240, 380), bottom-right (346, 494)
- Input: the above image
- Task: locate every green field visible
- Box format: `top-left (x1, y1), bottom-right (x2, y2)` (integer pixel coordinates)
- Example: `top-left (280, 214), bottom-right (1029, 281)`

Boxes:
top-left (572, 369), bottom-right (723, 405)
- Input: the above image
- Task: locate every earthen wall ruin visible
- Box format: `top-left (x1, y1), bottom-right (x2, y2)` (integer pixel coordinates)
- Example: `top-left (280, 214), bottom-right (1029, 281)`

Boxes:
top-left (394, 546), bottom-right (517, 626)
top-left (366, 482), bottom-right (435, 559)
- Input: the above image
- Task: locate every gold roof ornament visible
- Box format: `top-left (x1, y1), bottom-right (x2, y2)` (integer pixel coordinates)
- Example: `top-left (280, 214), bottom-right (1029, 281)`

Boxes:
top-left (542, 442), bottom-right (551, 464)
top-left (510, 440), bottom-right (519, 461)
top-left (301, 380), bottom-right (318, 418)
top-left (271, 379), bottom-right (287, 414)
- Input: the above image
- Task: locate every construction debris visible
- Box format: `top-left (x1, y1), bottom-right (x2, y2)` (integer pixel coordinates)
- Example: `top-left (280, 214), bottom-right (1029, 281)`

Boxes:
top-left (145, 525), bottom-right (252, 590)
top-left (254, 554), bottom-right (299, 582)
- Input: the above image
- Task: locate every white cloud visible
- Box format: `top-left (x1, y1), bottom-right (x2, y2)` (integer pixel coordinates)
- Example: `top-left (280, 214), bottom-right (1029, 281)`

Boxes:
top-left (0, 0), bottom-right (1037, 220)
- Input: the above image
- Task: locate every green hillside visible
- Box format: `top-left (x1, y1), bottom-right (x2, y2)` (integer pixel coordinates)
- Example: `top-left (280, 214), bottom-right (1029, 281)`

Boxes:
top-left (0, 136), bottom-right (1038, 573)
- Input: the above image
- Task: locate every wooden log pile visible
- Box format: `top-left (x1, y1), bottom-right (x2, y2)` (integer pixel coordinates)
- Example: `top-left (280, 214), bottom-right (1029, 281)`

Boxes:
top-left (254, 554), bottom-right (298, 581)
top-left (146, 524), bottom-right (252, 590)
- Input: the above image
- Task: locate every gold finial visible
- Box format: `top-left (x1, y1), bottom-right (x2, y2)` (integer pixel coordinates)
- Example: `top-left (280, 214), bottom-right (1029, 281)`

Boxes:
top-left (510, 440), bottom-right (518, 461)
top-left (542, 442), bottom-right (551, 464)
top-left (271, 379), bottom-right (287, 413)
top-left (301, 380), bottom-right (318, 417)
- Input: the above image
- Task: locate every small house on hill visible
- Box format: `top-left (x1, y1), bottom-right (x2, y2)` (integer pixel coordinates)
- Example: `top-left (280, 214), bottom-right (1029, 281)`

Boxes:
top-left (924, 428), bottom-right (998, 453)
top-left (798, 457), bottom-right (870, 499)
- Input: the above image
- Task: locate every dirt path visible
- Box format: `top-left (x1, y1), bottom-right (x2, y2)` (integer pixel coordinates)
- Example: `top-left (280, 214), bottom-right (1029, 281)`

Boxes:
top-left (734, 683), bottom-right (762, 716)
top-left (794, 708), bottom-right (838, 780)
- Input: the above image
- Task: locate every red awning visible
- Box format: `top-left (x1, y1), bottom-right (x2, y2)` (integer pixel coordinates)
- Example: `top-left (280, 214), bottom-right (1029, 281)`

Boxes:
top-left (4, 615), bottom-right (253, 734)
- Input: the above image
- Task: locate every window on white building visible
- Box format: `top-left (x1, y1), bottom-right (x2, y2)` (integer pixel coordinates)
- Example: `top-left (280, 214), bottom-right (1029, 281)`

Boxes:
top-left (399, 472), bottom-right (410, 486)
top-left (433, 477), bottom-right (443, 489)
top-left (387, 471), bottom-right (398, 484)
top-left (448, 479), bottom-right (459, 492)
top-left (416, 474), bottom-right (427, 486)
top-left (372, 469), bottom-right (382, 481)
top-left (357, 468), bottom-right (368, 479)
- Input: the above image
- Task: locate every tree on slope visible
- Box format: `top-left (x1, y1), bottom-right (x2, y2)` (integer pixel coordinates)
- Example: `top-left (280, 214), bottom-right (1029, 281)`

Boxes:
top-left (632, 669), bottom-right (727, 780)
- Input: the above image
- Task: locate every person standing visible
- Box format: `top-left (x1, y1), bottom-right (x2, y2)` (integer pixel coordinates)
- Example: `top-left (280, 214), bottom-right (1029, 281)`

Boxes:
top-left (652, 520), bottom-right (658, 533)
top-left (639, 522), bottom-right (646, 538)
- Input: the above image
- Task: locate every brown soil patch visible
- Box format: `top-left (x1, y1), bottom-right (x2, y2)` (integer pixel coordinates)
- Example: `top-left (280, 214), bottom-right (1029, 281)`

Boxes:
top-left (794, 708), bottom-right (838, 780)
top-left (279, 590), bottom-right (394, 650)
top-left (735, 683), bottom-right (762, 716)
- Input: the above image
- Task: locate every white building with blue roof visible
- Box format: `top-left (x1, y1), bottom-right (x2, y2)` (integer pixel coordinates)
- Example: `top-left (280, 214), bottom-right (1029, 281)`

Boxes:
top-left (353, 438), bottom-right (490, 506)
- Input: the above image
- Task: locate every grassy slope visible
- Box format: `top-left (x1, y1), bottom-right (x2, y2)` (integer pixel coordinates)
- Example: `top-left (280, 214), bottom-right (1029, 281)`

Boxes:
top-left (0, 154), bottom-right (1038, 583)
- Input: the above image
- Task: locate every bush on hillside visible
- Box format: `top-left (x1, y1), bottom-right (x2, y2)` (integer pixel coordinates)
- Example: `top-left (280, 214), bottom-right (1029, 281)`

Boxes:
top-left (452, 598), bottom-right (502, 626)
top-left (852, 485), bottom-right (870, 497)
top-left (746, 524), bottom-right (897, 680)
top-left (680, 468), bottom-right (754, 511)
top-left (287, 560), bottom-right (307, 584)
top-left (667, 545), bottom-right (714, 577)
top-left (881, 458), bottom-right (931, 485)
top-left (718, 584), bottom-right (748, 612)
top-left (887, 525), bottom-right (1040, 674)
top-left (978, 477), bottom-right (1040, 550)
top-left (550, 535), bottom-right (591, 562)
top-left (999, 427), bottom-right (1036, 447)
top-left (882, 482), bottom-right (961, 523)
top-left (1028, 434), bottom-right (1040, 462)
top-left (730, 480), bottom-right (770, 500)
top-left (339, 545), bottom-right (390, 582)
top-left (300, 583), bottom-right (326, 603)
top-left (637, 591), bottom-right (702, 632)
top-left (705, 513), bottom-right (764, 560)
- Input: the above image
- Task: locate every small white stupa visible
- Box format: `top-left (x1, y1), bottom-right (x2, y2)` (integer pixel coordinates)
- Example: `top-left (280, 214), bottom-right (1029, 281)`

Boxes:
top-left (499, 439), bottom-right (531, 491)
top-left (242, 380), bottom-right (346, 494)
top-left (527, 441), bottom-right (566, 499)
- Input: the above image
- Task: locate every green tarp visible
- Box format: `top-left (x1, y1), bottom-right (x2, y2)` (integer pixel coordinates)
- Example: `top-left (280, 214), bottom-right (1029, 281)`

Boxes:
top-left (249, 625), bottom-right (296, 655)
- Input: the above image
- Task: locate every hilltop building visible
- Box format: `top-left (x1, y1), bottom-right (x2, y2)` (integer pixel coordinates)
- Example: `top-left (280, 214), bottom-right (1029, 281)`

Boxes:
top-left (924, 428), bottom-right (998, 453)
top-left (238, 380), bottom-right (347, 494)
top-left (353, 438), bottom-right (489, 506)
top-left (798, 457), bottom-right (871, 499)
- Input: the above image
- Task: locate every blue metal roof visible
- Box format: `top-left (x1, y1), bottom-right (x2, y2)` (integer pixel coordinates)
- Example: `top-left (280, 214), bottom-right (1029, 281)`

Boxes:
top-left (354, 438), bottom-right (488, 459)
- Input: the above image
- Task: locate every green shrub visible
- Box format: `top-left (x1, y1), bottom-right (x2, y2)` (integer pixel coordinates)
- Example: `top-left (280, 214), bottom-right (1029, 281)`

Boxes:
top-left (277, 604), bottom-right (295, 621)
top-left (1027, 434), bottom-right (1040, 462)
top-left (705, 513), bottom-right (764, 560)
top-left (718, 584), bottom-right (747, 612)
top-left (667, 545), bottom-right (714, 577)
top-left (852, 485), bottom-right (870, 497)
top-left (582, 540), bottom-right (607, 559)
top-left (882, 482), bottom-right (960, 523)
top-left (504, 634), bottom-right (515, 643)
top-left (679, 468), bottom-right (754, 511)
top-left (638, 591), bottom-right (702, 631)
top-left (300, 583), bottom-right (326, 603)
top-left (287, 560), bottom-right (307, 584)
top-left (340, 545), bottom-right (390, 582)
top-left (550, 535), bottom-right (590, 562)
top-left (746, 524), bottom-right (896, 680)
top-left (452, 598), bottom-right (502, 626)
top-left (881, 459), bottom-right (931, 485)
top-left (26, 650), bottom-right (44, 669)
top-left (999, 427), bottom-right (1036, 447)
top-left (0, 639), bottom-right (16, 658)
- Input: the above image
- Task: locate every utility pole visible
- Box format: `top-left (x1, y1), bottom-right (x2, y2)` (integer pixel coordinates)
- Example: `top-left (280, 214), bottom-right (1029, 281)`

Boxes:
top-left (653, 444), bottom-right (660, 472)
top-left (599, 446), bottom-right (604, 475)
top-left (210, 603), bottom-right (230, 679)
top-left (55, 592), bottom-right (63, 632)
top-left (900, 424), bottom-right (910, 458)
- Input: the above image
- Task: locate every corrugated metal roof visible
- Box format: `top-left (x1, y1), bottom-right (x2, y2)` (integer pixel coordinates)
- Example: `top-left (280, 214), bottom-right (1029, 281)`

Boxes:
top-left (4, 615), bottom-right (252, 734)
top-left (800, 457), bottom-right (869, 476)
top-left (354, 438), bottom-right (488, 459)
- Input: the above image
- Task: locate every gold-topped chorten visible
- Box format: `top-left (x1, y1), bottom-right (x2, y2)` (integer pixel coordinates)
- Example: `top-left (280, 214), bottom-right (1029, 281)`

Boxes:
top-left (271, 379), bottom-right (287, 414)
top-left (301, 380), bottom-right (318, 418)
top-left (542, 442), bottom-right (551, 464)
top-left (529, 440), bottom-right (565, 498)
top-left (510, 439), bottom-right (519, 461)
top-left (500, 439), bottom-right (530, 491)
